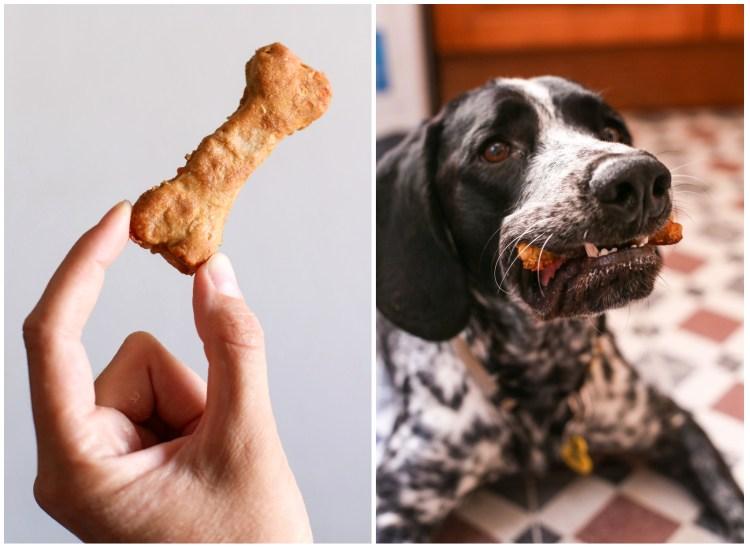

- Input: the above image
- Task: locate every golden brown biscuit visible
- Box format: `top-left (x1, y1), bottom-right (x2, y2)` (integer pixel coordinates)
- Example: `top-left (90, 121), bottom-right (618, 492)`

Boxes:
top-left (516, 217), bottom-right (683, 272)
top-left (647, 218), bottom-right (683, 246)
top-left (516, 243), bottom-right (560, 271)
top-left (130, 43), bottom-right (332, 274)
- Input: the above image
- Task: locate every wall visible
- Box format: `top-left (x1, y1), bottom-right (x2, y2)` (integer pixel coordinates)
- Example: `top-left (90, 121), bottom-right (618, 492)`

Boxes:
top-left (376, 4), bottom-right (431, 136)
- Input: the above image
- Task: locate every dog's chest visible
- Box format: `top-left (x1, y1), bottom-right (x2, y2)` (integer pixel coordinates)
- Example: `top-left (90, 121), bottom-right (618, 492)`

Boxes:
top-left (380, 314), bottom-right (663, 478)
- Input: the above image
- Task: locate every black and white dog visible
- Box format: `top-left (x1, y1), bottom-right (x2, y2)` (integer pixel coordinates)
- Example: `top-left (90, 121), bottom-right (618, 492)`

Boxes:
top-left (376, 76), bottom-right (743, 542)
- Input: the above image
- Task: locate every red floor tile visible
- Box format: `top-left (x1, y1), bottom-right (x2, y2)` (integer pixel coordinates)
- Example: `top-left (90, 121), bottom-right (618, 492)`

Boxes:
top-left (687, 125), bottom-right (716, 143)
top-left (711, 159), bottom-right (743, 173)
top-left (713, 382), bottom-right (744, 421)
top-left (576, 494), bottom-right (680, 543)
top-left (433, 514), bottom-right (499, 543)
top-left (679, 309), bottom-right (741, 343)
top-left (662, 250), bottom-right (705, 274)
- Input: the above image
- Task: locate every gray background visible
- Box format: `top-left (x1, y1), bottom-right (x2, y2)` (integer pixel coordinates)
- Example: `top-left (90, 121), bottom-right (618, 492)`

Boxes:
top-left (5, 5), bottom-right (371, 543)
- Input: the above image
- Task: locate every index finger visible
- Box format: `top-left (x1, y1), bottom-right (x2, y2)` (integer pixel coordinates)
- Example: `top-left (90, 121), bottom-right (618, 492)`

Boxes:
top-left (23, 201), bottom-right (131, 437)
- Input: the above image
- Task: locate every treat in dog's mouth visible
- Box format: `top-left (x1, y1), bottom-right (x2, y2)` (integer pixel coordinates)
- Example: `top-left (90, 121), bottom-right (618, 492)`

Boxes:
top-left (513, 219), bottom-right (682, 319)
top-left (517, 219), bottom-right (682, 284)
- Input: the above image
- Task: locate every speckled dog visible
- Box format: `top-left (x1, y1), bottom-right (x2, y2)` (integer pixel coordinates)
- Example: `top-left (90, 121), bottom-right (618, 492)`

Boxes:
top-left (376, 77), bottom-right (743, 543)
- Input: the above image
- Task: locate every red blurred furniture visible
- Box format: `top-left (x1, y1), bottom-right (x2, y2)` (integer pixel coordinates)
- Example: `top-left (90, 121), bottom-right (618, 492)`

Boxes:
top-left (430, 5), bottom-right (743, 109)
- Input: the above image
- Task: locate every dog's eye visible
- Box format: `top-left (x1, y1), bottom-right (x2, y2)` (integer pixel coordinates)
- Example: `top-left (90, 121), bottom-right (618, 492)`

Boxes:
top-left (482, 141), bottom-right (511, 163)
top-left (600, 127), bottom-right (622, 142)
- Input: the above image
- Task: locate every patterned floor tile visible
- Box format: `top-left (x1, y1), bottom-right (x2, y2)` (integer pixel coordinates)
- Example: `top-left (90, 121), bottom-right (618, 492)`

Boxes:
top-left (538, 475), bottom-right (616, 537)
top-left (432, 514), bottom-right (499, 543)
top-left (679, 308), bottom-right (742, 343)
top-left (693, 409), bottom-right (744, 460)
top-left (662, 249), bottom-right (706, 274)
top-left (486, 467), bottom-right (577, 511)
top-left (673, 364), bottom-right (735, 410)
top-left (669, 522), bottom-right (724, 543)
top-left (455, 490), bottom-right (528, 541)
top-left (713, 382), bottom-right (744, 421)
top-left (716, 352), bottom-right (742, 373)
top-left (699, 221), bottom-right (743, 241)
top-left (711, 159), bottom-right (742, 173)
top-left (726, 275), bottom-right (743, 295)
top-left (619, 467), bottom-right (700, 523)
top-left (514, 523), bottom-right (561, 543)
top-left (576, 494), bottom-right (680, 542)
top-left (633, 351), bottom-right (694, 388)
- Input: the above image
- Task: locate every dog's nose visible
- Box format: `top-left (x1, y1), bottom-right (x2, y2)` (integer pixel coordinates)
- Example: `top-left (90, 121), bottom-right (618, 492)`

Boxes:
top-left (590, 156), bottom-right (671, 227)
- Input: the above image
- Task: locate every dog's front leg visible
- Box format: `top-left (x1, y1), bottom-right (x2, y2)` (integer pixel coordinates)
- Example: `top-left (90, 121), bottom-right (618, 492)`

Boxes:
top-left (376, 402), bottom-right (509, 542)
top-left (645, 393), bottom-right (744, 542)
top-left (377, 421), bottom-right (476, 542)
top-left (376, 340), bottom-right (510, 542)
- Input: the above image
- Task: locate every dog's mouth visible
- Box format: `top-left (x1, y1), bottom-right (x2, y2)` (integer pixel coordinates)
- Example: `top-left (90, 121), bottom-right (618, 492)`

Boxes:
top-left (507, 220), bottom-right (682, 319)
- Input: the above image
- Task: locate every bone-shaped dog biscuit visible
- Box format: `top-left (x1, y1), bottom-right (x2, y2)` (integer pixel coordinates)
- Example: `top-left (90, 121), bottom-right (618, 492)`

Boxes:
top-left (130, 43), bottom-right (331, 274)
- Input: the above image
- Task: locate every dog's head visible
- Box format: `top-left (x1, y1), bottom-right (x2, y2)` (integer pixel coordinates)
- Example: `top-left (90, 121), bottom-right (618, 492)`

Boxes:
top-left (377, 76), bottom-right (673, 340)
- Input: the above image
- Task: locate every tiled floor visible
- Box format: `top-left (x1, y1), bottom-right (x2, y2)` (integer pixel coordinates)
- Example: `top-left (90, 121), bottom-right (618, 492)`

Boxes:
top-left (386, 109), bottom-right (744, 543)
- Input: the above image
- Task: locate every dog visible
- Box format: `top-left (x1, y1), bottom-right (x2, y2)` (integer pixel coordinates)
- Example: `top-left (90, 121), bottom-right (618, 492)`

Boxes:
top-left (375, 76), bottom-right (743, 543)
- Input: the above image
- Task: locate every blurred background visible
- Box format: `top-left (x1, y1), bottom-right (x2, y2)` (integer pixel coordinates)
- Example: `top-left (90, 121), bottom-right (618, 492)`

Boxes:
top-left (6, 5), bottom-right (371, 542)
top-left (377, 4), bottom-right (743, 543)
top-left (377, 4), bottom-right (742, 134)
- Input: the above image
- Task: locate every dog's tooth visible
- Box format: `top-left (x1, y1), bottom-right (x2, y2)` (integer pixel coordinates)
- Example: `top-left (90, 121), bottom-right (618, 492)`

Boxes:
top-left (611, 247), bottom-right (618, 253)
top-left (637, 235), bottom-right (648, 246)
top-left (599, 248), bottom-right (610, 256)
top-left (584, 242), bottom-right (599, 258)
top-left (631, 244), bottom-right (637, 248)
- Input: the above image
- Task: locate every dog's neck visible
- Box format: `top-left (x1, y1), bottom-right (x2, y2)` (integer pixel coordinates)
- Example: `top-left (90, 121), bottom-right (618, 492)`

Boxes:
top-left (464, 292), bottom-right (607, 412)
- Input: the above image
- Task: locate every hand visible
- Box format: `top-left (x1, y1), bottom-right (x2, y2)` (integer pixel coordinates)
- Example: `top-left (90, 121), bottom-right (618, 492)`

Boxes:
top-left (22, 201), bottom-right (312, 542)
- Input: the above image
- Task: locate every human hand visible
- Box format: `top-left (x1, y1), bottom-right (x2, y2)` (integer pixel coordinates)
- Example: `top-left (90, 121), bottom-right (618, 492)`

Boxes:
top-left (23, 201), bottom-right (312, 542)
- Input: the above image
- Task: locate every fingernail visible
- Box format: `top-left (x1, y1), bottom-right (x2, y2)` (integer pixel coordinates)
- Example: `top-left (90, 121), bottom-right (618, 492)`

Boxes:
top-left (207, 253), bottom-right (243, 298)
top-left (100, 200), bottom-right (131, 223)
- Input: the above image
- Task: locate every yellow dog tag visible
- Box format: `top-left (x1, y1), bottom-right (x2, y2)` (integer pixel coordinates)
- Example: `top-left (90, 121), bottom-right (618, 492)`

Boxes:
top-left (561, 435), bottom-right (593, 475)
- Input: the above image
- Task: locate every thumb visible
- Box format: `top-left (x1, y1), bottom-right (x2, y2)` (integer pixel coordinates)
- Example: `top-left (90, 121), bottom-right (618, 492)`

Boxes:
top-left (193, 253), bottom-right (272, 432)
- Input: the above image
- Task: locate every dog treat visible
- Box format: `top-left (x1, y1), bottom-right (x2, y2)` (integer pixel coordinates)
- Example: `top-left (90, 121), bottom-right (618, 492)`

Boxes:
top-left (130, 43), bottom-right (332, 274)
top-left (647, 218), bottom-right (683, 246)
top-left (517, 217), bottom-right (683, 272)
top-left (516, 243), bottom-right (560, 271)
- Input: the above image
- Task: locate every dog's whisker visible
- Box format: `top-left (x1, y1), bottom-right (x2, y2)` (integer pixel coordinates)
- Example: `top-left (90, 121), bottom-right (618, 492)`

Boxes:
top-left (667, 159), bottom-right (702, 173)
top-left (672, 180), bottom-right (708, 189)
top-left (497, 227), bottom-right (533, 263)
top-left (672, 188), bottom-right (707, 199)
top-left (480, 225), bottom-right (505, 266)
top-left (493, 252), bottom-right (511, 296)
top-left (496, 235), bottom-right (527, 290)
top-left (671, 174), bottom-right (712, 187)
top-left (670, 202), bottom-right (695, 221)
top-left (651, 149), bottom-right (683, 156)
top-left (655, 273), bottom-right (670, 291)
top-left (497, 235), bottom-right (542, 292)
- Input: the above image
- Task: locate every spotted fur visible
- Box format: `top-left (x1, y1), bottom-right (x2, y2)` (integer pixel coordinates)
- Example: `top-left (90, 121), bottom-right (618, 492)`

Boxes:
top-left (376, 77), bottom-right (743, 543)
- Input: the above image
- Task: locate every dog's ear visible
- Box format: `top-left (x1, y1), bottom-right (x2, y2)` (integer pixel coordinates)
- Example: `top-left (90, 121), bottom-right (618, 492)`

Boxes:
top-left (376, 116), bottom-right (470, 341)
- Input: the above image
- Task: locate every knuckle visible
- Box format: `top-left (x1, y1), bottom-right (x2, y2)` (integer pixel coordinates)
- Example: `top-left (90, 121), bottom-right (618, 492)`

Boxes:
top-left (122, 330), bottom-right (156, 349)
